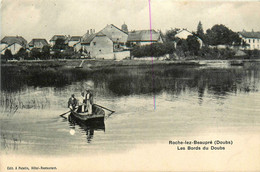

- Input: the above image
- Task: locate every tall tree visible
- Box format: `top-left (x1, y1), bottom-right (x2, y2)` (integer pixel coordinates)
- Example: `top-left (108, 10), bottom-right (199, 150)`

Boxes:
top-left (196, 21), bottom-right (204, 40)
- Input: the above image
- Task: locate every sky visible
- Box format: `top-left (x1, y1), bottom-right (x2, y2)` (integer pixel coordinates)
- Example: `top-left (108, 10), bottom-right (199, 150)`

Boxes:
top-left (1, 0), bottom-right (260, 42)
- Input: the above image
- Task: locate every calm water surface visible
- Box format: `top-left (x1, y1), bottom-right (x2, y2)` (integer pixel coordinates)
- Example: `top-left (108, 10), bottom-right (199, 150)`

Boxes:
top-left (1, 62), bottom-right (260, 155)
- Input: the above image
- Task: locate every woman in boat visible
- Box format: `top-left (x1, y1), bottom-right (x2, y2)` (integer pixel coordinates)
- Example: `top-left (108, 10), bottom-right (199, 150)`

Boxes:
top-left (85, 89), bottom-right (93, 114)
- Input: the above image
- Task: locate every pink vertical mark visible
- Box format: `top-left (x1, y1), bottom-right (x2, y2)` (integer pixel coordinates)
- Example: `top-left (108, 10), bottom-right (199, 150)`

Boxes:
top-left (148, 0), bottom-right (156, 110)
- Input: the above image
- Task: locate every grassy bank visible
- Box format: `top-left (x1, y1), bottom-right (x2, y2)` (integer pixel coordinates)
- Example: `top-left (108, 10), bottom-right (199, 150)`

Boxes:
top-left (1, 59), bottom-right (204, 69)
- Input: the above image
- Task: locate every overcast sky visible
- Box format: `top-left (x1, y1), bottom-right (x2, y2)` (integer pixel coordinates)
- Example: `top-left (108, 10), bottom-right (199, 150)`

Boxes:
top-left (1, 0), bottom-right (260, 42)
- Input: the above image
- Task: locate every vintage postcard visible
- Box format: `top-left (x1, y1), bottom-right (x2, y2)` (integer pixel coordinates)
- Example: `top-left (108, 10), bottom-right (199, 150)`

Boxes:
top-left (1, 0), bottom-right (260, 171)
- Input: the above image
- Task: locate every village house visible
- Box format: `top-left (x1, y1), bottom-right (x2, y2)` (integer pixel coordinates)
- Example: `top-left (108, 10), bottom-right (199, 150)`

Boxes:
top-left (127, 29), bottom-right (163, 46)
top-left (99, 24), bottom-right (128, 51)
top-left (49, 35), bottom-right (68, 47)
top-left (80, 31), bottom-right (113, 58)
top-left (174, 29), bottom-right (203, 48)
top-left (239, 30), bottom-right (260, 50)
top-left (0, 36), bottom-right (27, 55)
top-left (75, 24), bottom-right (130, 59)
top-left (68, 36), bottom-right (82, 47)
top-left (28, 38), bottom-right (48, 50)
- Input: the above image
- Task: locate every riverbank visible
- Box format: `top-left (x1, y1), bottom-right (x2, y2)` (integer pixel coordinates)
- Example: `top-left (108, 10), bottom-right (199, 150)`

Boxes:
top-left (2, 59), bottom-right (260, 69)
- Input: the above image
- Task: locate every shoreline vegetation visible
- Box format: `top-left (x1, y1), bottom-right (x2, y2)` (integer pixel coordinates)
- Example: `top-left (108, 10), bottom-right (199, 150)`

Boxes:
top-left (2, 58), bottom-right (260, 69)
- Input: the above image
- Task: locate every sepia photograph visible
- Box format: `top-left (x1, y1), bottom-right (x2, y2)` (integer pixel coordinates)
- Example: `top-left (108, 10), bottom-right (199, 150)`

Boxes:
top-left (1, 0), bottom-right (260, 171)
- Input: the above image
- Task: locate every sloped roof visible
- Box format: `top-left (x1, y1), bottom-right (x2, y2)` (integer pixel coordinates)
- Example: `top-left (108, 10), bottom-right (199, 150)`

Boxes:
top-left (69, 36), bottom-right (82, 41)
top-left (100, 24), bottom-right (128, 42)
top-left (50, 35), bottom-right (67, 41)
top-left (28, 39), bottom-right (48, 47)
top-left (81, 33), bottom-right (98, 44)
top-left (81, 32), bottom-right (110, 44)
top-left (239, 31), bottom-right (260, 39)
top-left (103, 24), bottom-right (128, 34)
top-left (127, 30), bottom-right (161, 42)
top-left (1, 36), bottom-right (27, 46)
top-left (176, 29), bottom-right (193, 35)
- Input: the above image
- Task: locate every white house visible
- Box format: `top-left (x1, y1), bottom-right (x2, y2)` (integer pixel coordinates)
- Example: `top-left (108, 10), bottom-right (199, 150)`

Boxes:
top-left (239, 31), bottom-right (260, 50)
top-left (81, 32), bottom-right (113, 58)
top-left (99, 24), bottom-right (128, 50)
top-left (77, 24), bottom-right (129, 54)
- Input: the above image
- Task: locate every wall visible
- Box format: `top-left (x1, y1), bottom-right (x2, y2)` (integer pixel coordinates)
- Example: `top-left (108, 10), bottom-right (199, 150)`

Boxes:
top-left (74, 43), bottom-right (82, 52)
top-left (9, 43), bottom-right (23, 54)
top-left (68, 41), bottom-right (79, 47)
top-left (96, 51), bottom-right (130, 60)
top-left (243, 38), bottom-right (260, 50)
top-left (89, 36), bottom-right (113, 57)
top-left (50, 41), bottom-right (55, 47)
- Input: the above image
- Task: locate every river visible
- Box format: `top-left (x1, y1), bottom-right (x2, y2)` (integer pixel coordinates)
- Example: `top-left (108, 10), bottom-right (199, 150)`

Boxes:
top-left (1, 61), bottom-right (260, 155)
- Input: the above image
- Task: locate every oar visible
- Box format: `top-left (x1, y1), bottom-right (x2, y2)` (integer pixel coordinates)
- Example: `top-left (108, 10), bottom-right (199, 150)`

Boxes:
top-left (94, 104), bottom-right (115, 113)
top-left (60, 109), bottom-right (71, 117)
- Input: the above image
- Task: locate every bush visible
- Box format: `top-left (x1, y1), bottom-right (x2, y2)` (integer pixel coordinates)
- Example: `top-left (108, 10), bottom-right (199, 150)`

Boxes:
top-left (131, 42), bottom-right (175, 58)
top-left (3, 49), bottom-right (13, 60)
top-left (244, 50), bottom-right (260, 59)
top-left (197, 47), bottom-right (236, 59)
top-left (15, 48), bottom-right (28, 60)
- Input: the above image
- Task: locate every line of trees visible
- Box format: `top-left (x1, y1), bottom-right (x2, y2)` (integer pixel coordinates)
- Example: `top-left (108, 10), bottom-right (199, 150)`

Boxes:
top-left (131, 22), bottom-right (252, 59)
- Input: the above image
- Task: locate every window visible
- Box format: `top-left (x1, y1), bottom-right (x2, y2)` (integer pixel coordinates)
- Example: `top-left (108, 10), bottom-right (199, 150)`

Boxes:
top-left (93, 42), bottom-right (96, 46)
top-left (249, 39), bottom-right (251, 43)
top-left (253, 39), bottom-right (255, 43)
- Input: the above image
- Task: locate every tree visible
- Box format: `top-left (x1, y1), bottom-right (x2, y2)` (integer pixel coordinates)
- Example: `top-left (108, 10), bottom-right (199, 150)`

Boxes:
top-left (164, 28), bottom-right (180, 42)
top-left (4, 49), bottom-right (13, 60)
top-left (187, 35), bottom-right (200, 55)
top-left (30, 48), bottom-right (41, 59)
top-left (42, 45), bottom-right (50, 59)
top-left (205, 24), bottom-right (242, 46)
top-left (176, 39), bottom-right (189, 57)
top-left (15, 47), bottom-right (28, 60)
top-left (53, 38), bottom-right (67, 50)
top-left (196, 21), bottom-right (204, 41)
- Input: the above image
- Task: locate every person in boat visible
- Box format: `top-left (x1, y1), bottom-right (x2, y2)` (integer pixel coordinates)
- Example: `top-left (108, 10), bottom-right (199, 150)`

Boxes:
top-left (68, 94), bottom-right (77, 110)
top-left (78, 92), bottom-right (86, 112)
top-left (85, 89), bottom-right (93, 114)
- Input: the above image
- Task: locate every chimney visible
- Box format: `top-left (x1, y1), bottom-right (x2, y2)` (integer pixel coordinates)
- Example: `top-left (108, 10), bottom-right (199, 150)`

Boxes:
top-left (87, 30), bottom-right (89, 35)
top-left (93, 29), bottom-right (95, 33)
top-left (90, 29), bottom-right (93, 34)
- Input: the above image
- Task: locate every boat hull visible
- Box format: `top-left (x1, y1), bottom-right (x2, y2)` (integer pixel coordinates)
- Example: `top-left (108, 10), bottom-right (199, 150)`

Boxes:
top-left (70, 104), bottom-right (105, 123)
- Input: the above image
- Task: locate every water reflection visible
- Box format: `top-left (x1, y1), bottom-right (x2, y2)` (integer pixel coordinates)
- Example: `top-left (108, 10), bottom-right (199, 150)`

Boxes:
top-left (68, 114), bottom-right (105, 143)
top-left (1, 62), bottom-right (260, 155)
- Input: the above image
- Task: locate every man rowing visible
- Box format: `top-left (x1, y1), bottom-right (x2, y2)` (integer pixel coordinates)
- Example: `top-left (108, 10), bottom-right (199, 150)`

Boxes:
top-left (67, 94), bottom-right (77, 110)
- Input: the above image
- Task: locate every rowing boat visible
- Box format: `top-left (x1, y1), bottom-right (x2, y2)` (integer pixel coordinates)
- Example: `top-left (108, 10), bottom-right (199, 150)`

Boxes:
top-left (70, 104), bottom-right (105, 123)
